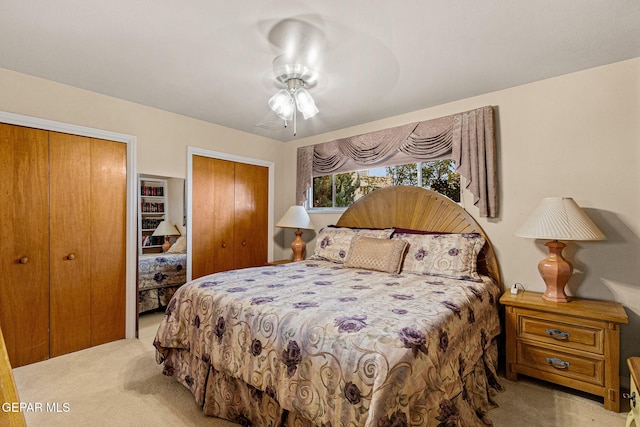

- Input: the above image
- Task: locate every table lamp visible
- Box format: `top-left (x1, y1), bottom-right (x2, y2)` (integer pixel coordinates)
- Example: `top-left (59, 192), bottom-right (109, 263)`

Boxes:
top-left (514, 197), bottom-right (604, 302)
top-left (276, 206), bottom-right (314, 261)
top-left (152, 220), bottom-right (181, 252)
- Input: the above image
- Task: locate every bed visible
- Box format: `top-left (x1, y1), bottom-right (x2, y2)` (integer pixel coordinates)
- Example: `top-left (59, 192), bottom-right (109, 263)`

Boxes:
top-left (138, 253), bottom-right (187, 313)
top-left (154, 186), bottom-right (503, 426)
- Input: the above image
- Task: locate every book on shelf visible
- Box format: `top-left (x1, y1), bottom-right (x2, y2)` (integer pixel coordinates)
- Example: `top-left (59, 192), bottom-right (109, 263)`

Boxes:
top-left (140, 185), bottom-right (164, 197)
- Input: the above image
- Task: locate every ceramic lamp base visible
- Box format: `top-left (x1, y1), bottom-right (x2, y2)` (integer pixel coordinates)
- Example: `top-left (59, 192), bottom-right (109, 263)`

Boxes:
top-left (162, 237), bottom-right (172, 253)
top-left (539, 240), bottom-right (573, 303)
top-left (290, 229), bottom-right (306, 262)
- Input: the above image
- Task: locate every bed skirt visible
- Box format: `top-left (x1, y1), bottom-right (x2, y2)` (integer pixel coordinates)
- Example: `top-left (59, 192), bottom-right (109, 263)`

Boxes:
top-left (138, 286), bottom-right (181, 313)
top-left (158, 338), bottom-right (503, 427)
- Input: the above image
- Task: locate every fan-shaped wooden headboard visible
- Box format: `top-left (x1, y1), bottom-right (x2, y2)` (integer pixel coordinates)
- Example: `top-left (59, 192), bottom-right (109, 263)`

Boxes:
top-left (336, 186), bottom-right (502, 288)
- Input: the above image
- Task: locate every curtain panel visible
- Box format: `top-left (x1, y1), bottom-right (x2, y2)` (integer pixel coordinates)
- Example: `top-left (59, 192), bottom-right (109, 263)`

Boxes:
top-left (296, 106), bottom-right (498, 218)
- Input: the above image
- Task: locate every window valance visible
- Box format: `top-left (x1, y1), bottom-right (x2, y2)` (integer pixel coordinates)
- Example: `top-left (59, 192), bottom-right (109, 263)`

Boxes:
top-left (296, 106), bottom-right (498, 217)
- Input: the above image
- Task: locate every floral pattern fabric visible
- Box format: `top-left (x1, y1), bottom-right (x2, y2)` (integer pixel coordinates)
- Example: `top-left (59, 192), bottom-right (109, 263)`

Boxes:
top-left (310, 227), bottom-right (395, 263)
top-left (393, 233), bottom-right (485, 281)
top-left (138, 253), bottom-right (186, 313)
top-left (154, 260), bottom-right (502, 426)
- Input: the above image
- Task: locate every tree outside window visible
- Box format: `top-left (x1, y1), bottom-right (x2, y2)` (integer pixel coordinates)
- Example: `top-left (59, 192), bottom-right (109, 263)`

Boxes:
top-left (311, 159), bottom-right (460, 209)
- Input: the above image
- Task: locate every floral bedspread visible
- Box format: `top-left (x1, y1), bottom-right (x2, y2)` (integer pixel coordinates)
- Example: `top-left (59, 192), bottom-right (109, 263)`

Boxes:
top-left (139, 253), bottom-right (186, 290)
top-left (154, 260), bottom-right (502, 426)
top-left (138, 253), bottom-right (186, 313)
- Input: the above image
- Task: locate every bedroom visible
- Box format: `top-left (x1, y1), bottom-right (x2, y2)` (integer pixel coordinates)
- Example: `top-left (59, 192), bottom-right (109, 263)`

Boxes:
top-left (0, 1), bottom-right (639, 426)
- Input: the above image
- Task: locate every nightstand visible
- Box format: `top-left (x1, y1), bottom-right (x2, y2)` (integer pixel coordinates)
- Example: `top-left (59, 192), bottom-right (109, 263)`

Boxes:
top-left (500, 290), bottom-right (628, 412)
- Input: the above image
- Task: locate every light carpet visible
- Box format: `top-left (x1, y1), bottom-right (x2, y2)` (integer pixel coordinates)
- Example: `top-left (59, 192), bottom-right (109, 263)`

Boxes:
top-left (12, 312), bottom-right (629, 427)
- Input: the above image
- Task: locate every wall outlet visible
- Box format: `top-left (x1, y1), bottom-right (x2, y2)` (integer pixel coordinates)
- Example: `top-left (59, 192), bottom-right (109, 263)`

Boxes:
top-left (510, 284), bottom-right (519, 294)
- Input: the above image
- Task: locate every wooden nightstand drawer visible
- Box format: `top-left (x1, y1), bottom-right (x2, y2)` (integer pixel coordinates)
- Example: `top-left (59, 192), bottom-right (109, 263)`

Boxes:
top-left (518, 311), bottom-right (604, 354)
top-left (517, 341), bottom-right (604, 386)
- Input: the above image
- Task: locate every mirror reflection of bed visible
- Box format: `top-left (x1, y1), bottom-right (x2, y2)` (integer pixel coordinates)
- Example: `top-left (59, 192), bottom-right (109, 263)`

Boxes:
top-left (137, 175), bottom-right (186, 327)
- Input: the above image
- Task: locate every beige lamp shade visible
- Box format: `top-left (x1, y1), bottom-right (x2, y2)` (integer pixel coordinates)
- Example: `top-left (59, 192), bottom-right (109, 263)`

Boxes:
top-left (276, 206), bottom-right (314, 230)
top-left (514, 197), bottom-right (604, 241)
top-left (152, 220), bottom-right (181, 237)
top-left (276, 206), bottom-right (314, 262)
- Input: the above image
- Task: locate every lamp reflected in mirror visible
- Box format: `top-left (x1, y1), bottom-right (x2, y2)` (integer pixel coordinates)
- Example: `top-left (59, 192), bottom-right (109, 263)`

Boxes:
top-left (152, 220), bottom-right (181, 253)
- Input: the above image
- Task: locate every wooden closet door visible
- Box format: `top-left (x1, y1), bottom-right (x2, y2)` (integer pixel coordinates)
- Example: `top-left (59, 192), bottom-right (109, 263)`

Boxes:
top-left (234, 162), bottom-right (268, 269)
top-left (90, 138), bottom-right (126, 346)
top-left (192, 156), bottom-right (235, 278)
top-left (192, 155), bottom-right (216, 278)
top-left (49, 132), bottom-right (92, 357)
top-left (211, 159), bottom-right (236, 273)
top-left (0, 124), bottom-right (50, 367)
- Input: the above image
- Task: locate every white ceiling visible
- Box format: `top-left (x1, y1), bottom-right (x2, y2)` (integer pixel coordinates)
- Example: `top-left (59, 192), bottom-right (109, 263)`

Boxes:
top-left (1, 1), bottom-right (638, 142)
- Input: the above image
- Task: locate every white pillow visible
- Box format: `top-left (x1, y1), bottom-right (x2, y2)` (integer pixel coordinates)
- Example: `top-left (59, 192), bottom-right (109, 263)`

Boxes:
top-left (167, 236), bottom-right (187, 254)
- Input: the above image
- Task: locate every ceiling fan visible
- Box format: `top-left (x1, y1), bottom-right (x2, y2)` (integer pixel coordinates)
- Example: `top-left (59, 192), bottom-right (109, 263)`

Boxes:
top-left (265, 18), bottom-right (325, 136)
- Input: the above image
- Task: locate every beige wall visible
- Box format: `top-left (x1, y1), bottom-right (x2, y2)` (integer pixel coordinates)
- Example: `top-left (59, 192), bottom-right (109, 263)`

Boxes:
top-left (284, 57), bottom-right (640, 377)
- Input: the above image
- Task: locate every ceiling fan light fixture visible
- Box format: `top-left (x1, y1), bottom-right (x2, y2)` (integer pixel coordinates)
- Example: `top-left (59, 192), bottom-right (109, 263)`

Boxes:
top-left (294, 87), bottom-right (319, 119)
top-left (268, 89), bottom-right (295, 121)
top-left (268, 56), bottom-right (320, 133)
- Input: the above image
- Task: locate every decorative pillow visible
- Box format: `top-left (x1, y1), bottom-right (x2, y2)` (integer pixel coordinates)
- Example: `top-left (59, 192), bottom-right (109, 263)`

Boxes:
top-left (345, 236), bottom-right (408, 274)
top-left (167, 235), bottom-right (187, 254)
top-left (393, 232), bottom-right (485, 281)
top-left (311, 226), bottom-right (395, 263)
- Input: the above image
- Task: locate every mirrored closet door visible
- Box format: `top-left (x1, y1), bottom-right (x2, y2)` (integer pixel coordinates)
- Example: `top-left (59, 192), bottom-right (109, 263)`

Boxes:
top-left (137, 175), bottom-right (186, 316)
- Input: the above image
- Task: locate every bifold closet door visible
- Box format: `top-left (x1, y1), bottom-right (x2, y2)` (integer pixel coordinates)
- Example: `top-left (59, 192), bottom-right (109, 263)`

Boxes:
top-left (0, 124), bottom-right (50, 367)
top-left (192, 156), bottom-right (235, 278)
top-left (234, 162), bottom-right (268, 269)
top-left (49, 132), bottom-right (92, 357)
top-left (49, 132), bottom-right (126, 357)
top-left (191, 156), bottom-right (268, 278)
top-left (89, 138), bottom-right (126, 347)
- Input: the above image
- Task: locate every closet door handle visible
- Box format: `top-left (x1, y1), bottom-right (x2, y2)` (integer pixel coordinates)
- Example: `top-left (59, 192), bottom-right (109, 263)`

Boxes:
top-left (19, 257), bottom-right (29, 264)
top-left (241, 241), bottom-right (247, 247)
top-left (67, 253), bottom-right (76, 260)
top-left (221, 243), bottom-right (227, 248)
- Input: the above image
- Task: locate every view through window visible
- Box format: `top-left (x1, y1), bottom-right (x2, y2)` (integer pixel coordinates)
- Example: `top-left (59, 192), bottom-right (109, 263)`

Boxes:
top-left (311, 160), bottom-right (460, 209)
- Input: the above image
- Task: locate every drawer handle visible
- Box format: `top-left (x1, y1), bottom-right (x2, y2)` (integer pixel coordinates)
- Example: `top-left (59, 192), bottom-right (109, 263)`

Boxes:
top-left (545, 329), bottom-right (570, 341)
top-left (623, 391), bottom-right (636, 408)
top-left (546, 357), bottom-right (570, 370)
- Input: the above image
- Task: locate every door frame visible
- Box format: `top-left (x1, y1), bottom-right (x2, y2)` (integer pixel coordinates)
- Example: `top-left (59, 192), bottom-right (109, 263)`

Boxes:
top-left (186, 146), bottom-right (275, 281)
top-left (0, 111), bottom-right (138, 339)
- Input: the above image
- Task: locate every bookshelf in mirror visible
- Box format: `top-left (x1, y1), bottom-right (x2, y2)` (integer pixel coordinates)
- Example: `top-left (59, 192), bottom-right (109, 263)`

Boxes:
top-left (138, 176), bottom-right (167, 254)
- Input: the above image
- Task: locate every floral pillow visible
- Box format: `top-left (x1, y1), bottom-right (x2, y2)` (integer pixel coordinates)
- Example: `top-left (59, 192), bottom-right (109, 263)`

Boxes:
top-left (393, 232), bottom-right (485, 281)
top-left (311, 226), bottom-right (395, 263)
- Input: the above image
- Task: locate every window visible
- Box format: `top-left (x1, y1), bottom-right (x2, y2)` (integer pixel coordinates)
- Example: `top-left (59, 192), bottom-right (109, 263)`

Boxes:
top-left (310, 159), bottom-right (460, 209)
